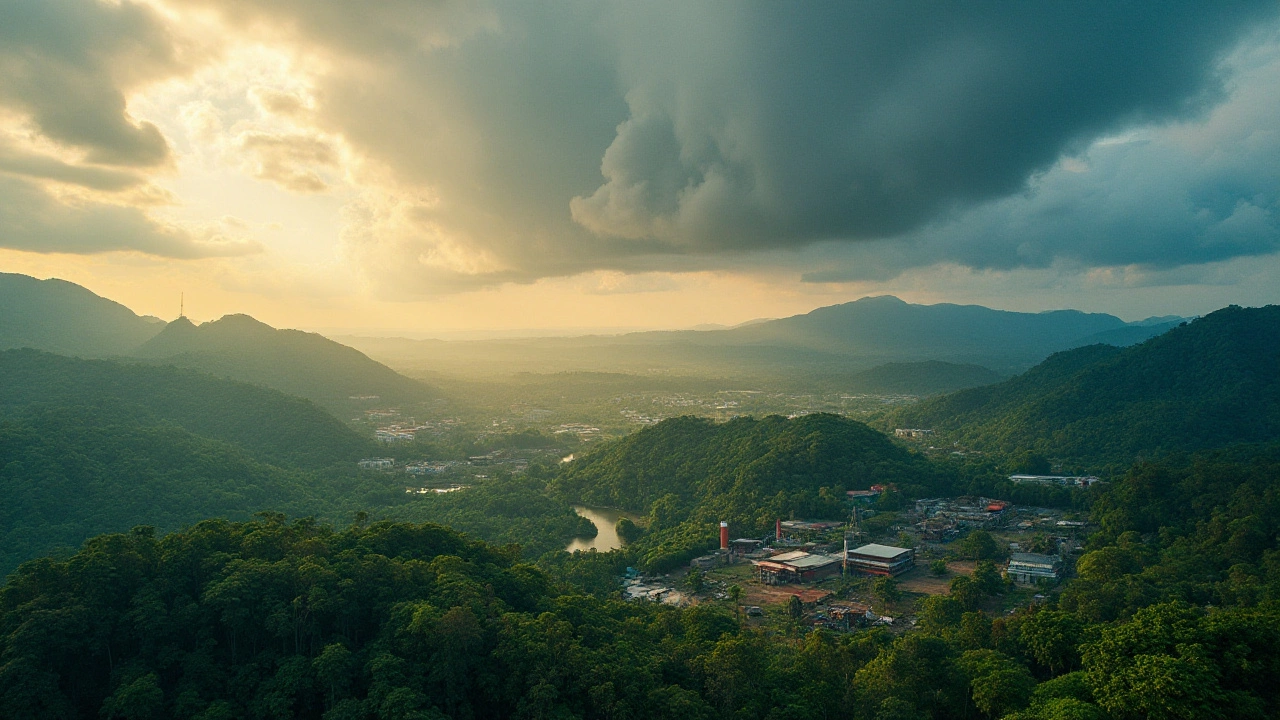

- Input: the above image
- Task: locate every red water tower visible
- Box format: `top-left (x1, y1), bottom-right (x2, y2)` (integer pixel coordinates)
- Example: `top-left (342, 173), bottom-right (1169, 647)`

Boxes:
top-left (720, 521), bottom-right (729, 550)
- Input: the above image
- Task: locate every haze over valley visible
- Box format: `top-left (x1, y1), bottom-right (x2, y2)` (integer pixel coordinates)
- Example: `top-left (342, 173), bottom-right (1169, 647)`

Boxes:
top-left (3, 3), bottom-right (1280, 719)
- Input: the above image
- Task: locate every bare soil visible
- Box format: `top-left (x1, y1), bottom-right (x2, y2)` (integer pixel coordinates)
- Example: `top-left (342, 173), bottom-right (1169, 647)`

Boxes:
top-left (896, 560), bottom-right (975, 596)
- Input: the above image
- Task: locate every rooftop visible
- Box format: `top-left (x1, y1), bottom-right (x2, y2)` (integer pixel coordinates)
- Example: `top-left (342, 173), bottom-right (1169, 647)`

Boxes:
top-left (849, 543), bottom-right (911, 559)
top-left (1009, 552), bottom-right (1060, 565)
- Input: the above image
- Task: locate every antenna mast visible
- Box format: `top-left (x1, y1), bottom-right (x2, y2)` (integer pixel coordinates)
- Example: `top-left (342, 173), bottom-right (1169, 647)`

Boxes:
top-left (179, 292), bottom-right (184, 319)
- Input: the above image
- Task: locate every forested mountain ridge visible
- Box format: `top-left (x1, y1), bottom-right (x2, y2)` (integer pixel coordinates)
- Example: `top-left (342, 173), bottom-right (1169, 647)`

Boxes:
top-left (0, 272), bottom-right (162, 356)
top-left (892, 305), bottom-right (1280, 466)
top-left (0, 349), bottom-right (374, 467)
top-left (0, 407), bottom-right (391, 578)
top-left (552, 413), bottom-right (946, 569)
top-left (136, 314), bottom-right (437, 414)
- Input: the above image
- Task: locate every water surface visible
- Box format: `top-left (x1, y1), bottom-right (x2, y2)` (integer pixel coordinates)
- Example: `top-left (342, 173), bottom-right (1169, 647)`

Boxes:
top-left (565, 505), bottom-right (640, 553)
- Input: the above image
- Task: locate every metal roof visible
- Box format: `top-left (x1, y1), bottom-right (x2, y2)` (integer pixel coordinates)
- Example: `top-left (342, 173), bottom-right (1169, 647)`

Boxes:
top-left (785, 553), bottom-right (840, 569)
top-left (1009, 552), bottom-right (1059, 565)
top-left (770, 550), bottom-right (810, 562)
top-left (849, 543), bottom-right (911, 559)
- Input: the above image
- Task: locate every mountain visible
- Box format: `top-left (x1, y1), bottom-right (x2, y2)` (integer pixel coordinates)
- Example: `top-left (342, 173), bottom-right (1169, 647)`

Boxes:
top-left (136, 314), bottom-right (436, 414)
top-left (551, 413), bottom-right (948, 569)
top-left (707, 296), bottom-right (1149, 369)
top-left (0, 349), bottom-right (374, 467)
top-left (345, 296), bottom-right (1184, 383)
top-left (846, 360), bottom-right (1006, 395)
top-left (0, 272), bottom-right (162, 356)
top-left (892, 305), bottom-right (1280, 466)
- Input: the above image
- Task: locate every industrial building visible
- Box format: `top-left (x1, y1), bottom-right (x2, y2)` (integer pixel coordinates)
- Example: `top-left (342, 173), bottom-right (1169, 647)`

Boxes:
top-left (755, 550), bottom-right (842, 584)
top-left (846, 543), bottom-right (914, 576)
top-left (1006, 552), bottom-right (1063, 584)
top-left (1008, 474), bottom-right (1101, 487)
top-left (358, 457), bottom-right (395, 470)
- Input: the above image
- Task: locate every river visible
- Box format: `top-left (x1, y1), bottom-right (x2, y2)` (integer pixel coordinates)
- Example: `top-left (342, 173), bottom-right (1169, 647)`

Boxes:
top-left (565, 505), bottom-right (640, 553)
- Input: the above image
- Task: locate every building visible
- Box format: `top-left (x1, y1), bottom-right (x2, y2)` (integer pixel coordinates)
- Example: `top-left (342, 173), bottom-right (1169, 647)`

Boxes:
top-left (1006, 552), bottom-right (1063, 585)
top-left (755, 551), bottom-right (842, 584)
top-left (690, 553), bottom-right (727, 571)
top-left (729, 538), bottom-right (764, 556)
top-left (358, 458), bottom-right (395, 470)
top-left (894, 428), bottom-right (934, 439)
top-left (847, 543), bottom-right (914, 576)
top-left (1008, 474), bottom-right (1101, 488)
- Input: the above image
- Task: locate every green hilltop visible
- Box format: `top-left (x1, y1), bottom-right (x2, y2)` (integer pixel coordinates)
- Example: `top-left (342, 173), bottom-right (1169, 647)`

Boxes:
top-left (552, 413), bottom-right (946, 570)
top-left (892, 305), bottom-right (1280, 466)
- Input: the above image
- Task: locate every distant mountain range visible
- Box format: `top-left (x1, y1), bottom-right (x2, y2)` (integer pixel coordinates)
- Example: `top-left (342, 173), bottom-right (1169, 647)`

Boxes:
top-left (0, 272), bottom-right (434, 414)
top-left (617, 295), bottom-right (1185, 368)
top-left (342, 295), bottom-right (1186, 388)
top-left (892, 304), bottom-right (1279, 467)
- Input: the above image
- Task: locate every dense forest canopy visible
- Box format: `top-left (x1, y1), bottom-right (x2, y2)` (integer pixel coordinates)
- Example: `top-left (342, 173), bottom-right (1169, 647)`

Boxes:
top-left (0, 349), bottom-right (375, 468)
top-left (5, 440), bottom-right (1280, 720)
top-left (892, 305), bottom-right (1280, 467)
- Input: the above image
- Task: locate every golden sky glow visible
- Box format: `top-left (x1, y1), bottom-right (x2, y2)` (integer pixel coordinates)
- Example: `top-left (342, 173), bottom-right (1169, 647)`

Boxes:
top-left (3, 2), bottom-right (1279, 334)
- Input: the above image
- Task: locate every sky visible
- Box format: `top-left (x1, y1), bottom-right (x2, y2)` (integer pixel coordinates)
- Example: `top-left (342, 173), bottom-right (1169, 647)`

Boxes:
top-left (2, 1), bottom-right (1279, 334)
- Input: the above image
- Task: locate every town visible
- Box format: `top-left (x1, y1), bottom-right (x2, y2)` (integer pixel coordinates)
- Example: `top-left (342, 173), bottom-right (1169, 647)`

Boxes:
top-left (620, 479), bottom-right (1090, 633)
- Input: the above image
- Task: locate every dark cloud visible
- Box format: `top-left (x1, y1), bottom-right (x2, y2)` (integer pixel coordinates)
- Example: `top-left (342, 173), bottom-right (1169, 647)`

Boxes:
top-left (0, 0), bottom-right (189, 166)
top-left (271, 1), bottom-right (1278, 290)
top-left (797, 41), bottom-right (1280, 284)
top-left (574, 2), bottom-right (1279, 252)
top-left (0, 175), bottom-right (260, 259)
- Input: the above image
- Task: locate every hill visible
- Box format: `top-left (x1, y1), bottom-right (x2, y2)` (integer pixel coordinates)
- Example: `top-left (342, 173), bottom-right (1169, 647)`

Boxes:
top-left (136, 314), bottom-right (436, 414)
top-left (892, 305), bottom-right (1280, 466)
top-left (0, 272), bottom-right (162, 356)
top-left (0, 349), bottom-right (374, 468)
top-left (0, 406), bottom-right (398, 577)
top-left (551, 413), bottom-right (948, 569)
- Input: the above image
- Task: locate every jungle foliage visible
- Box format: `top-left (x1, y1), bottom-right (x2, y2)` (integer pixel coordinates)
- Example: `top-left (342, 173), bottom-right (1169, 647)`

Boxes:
top-left (551, 413), bottom-right (948, 570)
top-left (893, 305), bottom-right (1280, 467)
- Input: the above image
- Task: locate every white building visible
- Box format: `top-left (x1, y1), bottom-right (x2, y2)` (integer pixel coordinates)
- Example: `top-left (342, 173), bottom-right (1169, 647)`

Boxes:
top-left (1006, 552), bottom-right (1062, 584)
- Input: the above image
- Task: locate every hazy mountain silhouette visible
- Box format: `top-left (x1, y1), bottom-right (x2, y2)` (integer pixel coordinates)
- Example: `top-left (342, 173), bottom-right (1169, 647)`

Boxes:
top-left (136, 314), bottom-right (436, 413)
top-left (0, 272), bottom-right (163, 356)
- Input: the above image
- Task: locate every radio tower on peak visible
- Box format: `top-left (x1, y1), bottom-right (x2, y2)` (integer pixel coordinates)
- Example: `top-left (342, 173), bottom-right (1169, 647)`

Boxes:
top-left (179, 292), bottom-right (184, 319)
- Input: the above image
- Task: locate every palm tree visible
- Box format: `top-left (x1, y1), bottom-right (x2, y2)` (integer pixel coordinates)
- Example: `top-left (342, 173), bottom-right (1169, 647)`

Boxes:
top-left (727, 584), bottom-right (743, 615)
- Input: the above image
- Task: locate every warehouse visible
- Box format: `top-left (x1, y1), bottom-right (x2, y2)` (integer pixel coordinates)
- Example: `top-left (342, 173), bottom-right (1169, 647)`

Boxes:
top-left (755, 550), bottom-right (842, 585)
top-left (846, 543), bottom-right (914, 576)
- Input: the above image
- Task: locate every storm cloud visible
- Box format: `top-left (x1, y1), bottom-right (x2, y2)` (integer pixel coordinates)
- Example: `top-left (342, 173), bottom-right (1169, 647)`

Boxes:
top-left (1, 0), bottom-right (1278, 289)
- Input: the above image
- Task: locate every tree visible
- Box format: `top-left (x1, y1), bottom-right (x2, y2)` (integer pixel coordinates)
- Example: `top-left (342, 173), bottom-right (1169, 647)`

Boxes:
top-left (727, 584), bottom-right (743, 614)
top-left (684, 567), bottom-right (705, 594)
top-left (930, 559), bottom-right (948, 576)
top-left (616, 517), bottom-right (643, 543)
top-left (950, 575), bottom-right (982, 610)
top-left (972, 560), bottom-right (1004, 596)
top-left (789, 594), bottom-right (804, 620)
top-left (1020, 611), bottom-right (1084, 675)
top-left (918, 595), bottom-right (964, 632)
top-left (959, 650), bottom-right (1035, 718)
top-left (873, 577), bottom-right (902, 605)
top-left (958, 531), bottom-right (1002, 561)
